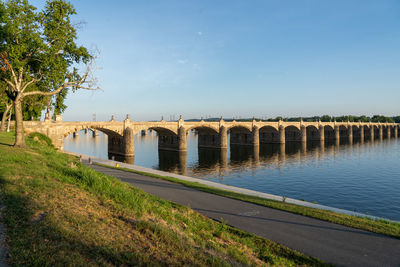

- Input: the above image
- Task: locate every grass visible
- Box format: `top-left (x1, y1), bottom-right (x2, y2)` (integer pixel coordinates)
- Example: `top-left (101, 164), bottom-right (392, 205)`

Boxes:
top-left (97, 164), bottom-right (400, 239)
top-left (0, 131), bottom-right (328, 266)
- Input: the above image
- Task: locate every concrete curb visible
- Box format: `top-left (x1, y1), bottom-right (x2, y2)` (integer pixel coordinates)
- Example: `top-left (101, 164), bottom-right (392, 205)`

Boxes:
top-left (65, 151), bottom-right (397, 223)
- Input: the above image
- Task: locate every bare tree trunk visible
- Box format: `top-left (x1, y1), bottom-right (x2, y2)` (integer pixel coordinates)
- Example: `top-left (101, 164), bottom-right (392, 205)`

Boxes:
top-left (13, 98), bottom-right (26, 147)
top-left (0, 103), bottom-right (12, 132)
top-left (6, 107), bottom-right (12, 132)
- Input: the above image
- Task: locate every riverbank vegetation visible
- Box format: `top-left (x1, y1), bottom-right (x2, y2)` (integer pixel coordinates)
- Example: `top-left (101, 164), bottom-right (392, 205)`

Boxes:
top-left (0, 131), bottom-right (327, 266)
top-left (101, 165), bottom-right (400, 239)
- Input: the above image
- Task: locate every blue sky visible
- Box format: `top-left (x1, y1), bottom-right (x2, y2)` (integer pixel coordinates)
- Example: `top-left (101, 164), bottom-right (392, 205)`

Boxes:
top-left (32, 0), bottom-right (400, 121)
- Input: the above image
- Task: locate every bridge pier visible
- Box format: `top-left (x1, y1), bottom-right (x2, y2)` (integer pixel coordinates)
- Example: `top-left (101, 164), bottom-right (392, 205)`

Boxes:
top-left (379, 126), bottom-right (383, 140)
top-left (370, 126), bottom-right (375, 141)
top-left (395, 126), bottom-right (398, 138)
top-left (301, 125), bottom-right (307, 142)
top-left (334, 125), bottom-right (340, 141)
top-left (319, 125), bottom-right (325, 142)
top-left (252, 126), bottom-right (260, 146)
top-left (279, 125), bottom-right (285, 144)
top-left (123, 127), bottom-right (134, 156)
top-left (348, 126), bottom-right (353, 143)
top-left (92, 130), bottom-right (98, 137)
top-left (178, 126), bottom-right (187, 151)
top-left (219, 126), bottom-right (228, 148)
top-left (360, 126), bottom-right (364, 141)
top-left (73, 131), bottom-right (78, 138)
top-left (387, 126), bottom-right (391, 139)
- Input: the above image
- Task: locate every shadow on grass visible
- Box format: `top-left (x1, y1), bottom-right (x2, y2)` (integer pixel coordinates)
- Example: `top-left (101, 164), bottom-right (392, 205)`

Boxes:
top-left (0, 175), bottom-right (156, 266)
top-left (0, 142), bottom-right (13, 147)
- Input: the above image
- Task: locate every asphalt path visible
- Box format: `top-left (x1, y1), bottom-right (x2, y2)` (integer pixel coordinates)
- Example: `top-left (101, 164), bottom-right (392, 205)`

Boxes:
top-left (89, 163), bottom-right (400, 267)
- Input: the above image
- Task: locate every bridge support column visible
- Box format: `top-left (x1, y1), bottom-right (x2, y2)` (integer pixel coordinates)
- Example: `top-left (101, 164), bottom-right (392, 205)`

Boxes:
top-left (395, 126), bottom-right (398, 138)
top-left (370, 127), bottom-right (374, 141)
top-left (252, 126), bottom-right (259, 146)
top-left (301, 125), bottom-right (307, 143)
top-left (334, 125), bottom-right (340, 141)
top-left (360, 126), bottom-right (364, 141)
top-left (348, 126), bottom-right (353, 143)
top-left (387, 126), bottom-right (391, 139)
top-left (279, 125), bottom-right (285, 144)
top-left (92, 130), bottom-right (98, 137)
top-left (219, 126), bottom-right (228, 149)
top-left (84, 128), bottom-right (88, 134)
top-left (253, 145), bottom-right (260, 166)
top-left (179, 151), bottom-right (187, 175)
top-left (379, 126), bottom-right (383, 140)
top-left (178, 126), bottom-right (187, 151)
top-left (123, 127), bottom-right (134, 157)
top-left (73, 131), bottom-right (78, 138)
top-left (319, 125), bottom-right (325, 142)
top-left (220, 148), bottom-right (228, 171)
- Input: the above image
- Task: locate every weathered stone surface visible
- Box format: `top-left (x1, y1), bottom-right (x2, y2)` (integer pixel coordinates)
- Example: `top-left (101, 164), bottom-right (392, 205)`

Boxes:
top-left (22, 120), bottom-right (399, 157)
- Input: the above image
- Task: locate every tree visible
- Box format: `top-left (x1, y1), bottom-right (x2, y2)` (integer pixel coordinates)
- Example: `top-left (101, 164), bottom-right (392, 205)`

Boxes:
top-left (0, 0), bottom-right (96, 147)
top-left (0, 82), bottom-right (12, 131)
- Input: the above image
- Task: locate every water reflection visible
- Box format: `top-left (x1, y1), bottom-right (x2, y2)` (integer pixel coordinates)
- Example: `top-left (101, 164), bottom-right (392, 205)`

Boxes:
top-left (65, 131), bottom-right (397, 178)
top-left (158, 150), bottom-right (187, 175)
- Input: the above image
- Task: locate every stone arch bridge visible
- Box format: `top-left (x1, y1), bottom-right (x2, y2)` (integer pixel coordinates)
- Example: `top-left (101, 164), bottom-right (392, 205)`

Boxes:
top-left (23, 116), bottom-right (399, 158)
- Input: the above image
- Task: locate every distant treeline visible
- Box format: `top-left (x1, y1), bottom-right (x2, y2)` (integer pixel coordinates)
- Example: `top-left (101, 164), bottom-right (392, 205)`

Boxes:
top-left (188, 115), bottom-right (400, 123)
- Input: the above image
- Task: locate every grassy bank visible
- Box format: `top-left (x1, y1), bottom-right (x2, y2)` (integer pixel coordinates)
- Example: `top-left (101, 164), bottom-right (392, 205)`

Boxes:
top-left (0, 131), bottom-right (327, 266)
top-left (97, 164), bottom-right (400, 239)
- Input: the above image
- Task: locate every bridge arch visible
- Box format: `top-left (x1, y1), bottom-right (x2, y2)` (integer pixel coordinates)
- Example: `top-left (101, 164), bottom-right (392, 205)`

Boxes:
top-left (144, 126), bottom-right (178, 136)
top-left (259, 125), bottom-right (280, 144)
top-left (306, 125), bottom-right (320, 141)
top-left (185, 125), bottom-right (221, 149)
top-left (229, 126), bottom-right (253, 146)
top-left (185, 125), bottom-right (219, 134)
top-left (338, 125), bottom-right (350, 139)
top-left (285, 125), bottom-right (301, 142)
top-left (63, 126), bottom-right (122, 139)
top-left (324, 125), bottom-right (335, 140)
top-left (140, 126), bottom-right (180, 151)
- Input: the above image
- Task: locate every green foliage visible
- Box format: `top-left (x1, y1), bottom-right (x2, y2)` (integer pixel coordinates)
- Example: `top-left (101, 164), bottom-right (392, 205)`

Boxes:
top-left (0, 0), bottom-right (93, 118)
top-left (28, 132), bottom-right (53, 147)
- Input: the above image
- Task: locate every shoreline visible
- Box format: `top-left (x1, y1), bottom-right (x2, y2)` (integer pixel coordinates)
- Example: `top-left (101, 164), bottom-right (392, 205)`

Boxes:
top-left (64, 150), bottom-right (397, 223)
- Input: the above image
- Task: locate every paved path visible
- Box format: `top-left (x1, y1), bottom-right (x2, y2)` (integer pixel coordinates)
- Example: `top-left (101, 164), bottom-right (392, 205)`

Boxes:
top-left (88, 163), bottom-right (400, 267)
top-left (0, 201), bottom-right (8, 267)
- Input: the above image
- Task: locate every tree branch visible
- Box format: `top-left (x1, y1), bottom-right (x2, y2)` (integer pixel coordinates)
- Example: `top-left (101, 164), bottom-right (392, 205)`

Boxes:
top-left (21, 76), bottom-right (41, 93)
top-left (4, 79), bottom-right (15, 90)
top-left (18, 66), bottom-right (23, 89)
